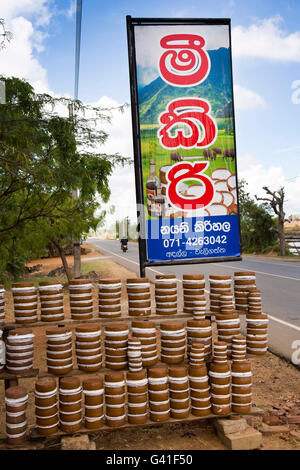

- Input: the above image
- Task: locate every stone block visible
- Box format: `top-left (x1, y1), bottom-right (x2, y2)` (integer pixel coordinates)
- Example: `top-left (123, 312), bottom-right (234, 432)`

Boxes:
top-left (260, 423), bottom-right (290, 435)
top-left (61, 434), bottom-right (91, 450)
top-left (217, 426), bottom-right (263, 450)
top-left (214, 417), bottom-right (248, 435)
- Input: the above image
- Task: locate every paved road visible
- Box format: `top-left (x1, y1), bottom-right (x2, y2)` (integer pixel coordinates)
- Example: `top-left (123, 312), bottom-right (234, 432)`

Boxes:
top-left (88, 238), bottom-right (300, 364)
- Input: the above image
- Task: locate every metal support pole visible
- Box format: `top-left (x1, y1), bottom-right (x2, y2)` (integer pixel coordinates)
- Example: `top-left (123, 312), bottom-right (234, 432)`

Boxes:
top-left (68, 103), bottom-right (81, 278)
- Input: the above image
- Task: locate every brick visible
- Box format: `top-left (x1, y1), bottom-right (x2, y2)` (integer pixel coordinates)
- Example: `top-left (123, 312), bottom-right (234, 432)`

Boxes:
top-left (245, 416), bottom-right (255, 427)
top-left (289, 430), bottom-right (300, 440)
top-left (289, 407), bottom-right (300, 416)
top-left (247, 406), bottom-right (264, 416)
top-left (285, 416), bottom-right (300, 424)
top-left (260, 423), bottom-right (290, 435)
top-left (214, 418), bottom-right (248, 435)
top-left (263, 414), bottom-right (283, 426)
top-left (217, 426), bottom-right (262, 450)
top-left (61, 435), bottom-right (91, 450)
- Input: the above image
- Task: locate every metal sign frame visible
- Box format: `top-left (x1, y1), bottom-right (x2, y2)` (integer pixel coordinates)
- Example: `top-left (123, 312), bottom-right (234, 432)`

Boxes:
top-left (126, 16), bottom-right (242, 277)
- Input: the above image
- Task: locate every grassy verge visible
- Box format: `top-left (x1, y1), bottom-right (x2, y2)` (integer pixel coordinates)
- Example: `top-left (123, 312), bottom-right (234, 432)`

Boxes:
top-left (3, 259), bottom-right (116, 290)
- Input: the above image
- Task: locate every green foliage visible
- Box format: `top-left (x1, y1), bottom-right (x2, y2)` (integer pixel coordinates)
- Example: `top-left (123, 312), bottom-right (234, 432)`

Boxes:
top-left (239, 179), bottom-right (278, 253)
top-left (0, 76), bottom-right (129, 280)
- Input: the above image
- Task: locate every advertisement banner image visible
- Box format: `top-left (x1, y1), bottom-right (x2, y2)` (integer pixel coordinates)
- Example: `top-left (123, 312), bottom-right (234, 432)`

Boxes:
top-left (127, 18), bottom-right (241, 269)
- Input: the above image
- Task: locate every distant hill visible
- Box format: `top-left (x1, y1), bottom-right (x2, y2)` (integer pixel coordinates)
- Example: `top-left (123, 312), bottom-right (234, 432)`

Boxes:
top-left (138, 48), bottom-right (233, 124)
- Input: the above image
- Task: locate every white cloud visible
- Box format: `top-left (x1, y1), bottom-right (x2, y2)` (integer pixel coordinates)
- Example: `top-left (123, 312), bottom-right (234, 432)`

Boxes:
top-left (86, 97), bottom-right (136, 225)
top-left (232, 15), bottom-right (300, 62)
top-left (65, 0), bottom-right (76, 19)
top-left (234, 84), bottom-right (267, 110)
top-left (0, 0), bottom-right (52, 92)
top-left (238, 153), bottom-right (300, 215)
top-left (0, 16), bottom-right (49, 92)
top-left (0, 0), bottom-right (52, 28)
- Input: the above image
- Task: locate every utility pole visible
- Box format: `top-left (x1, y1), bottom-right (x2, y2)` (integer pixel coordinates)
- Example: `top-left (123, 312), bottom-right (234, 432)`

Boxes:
top-left (68, 101), bottom-right (81, 278)
top-left (72, 0), bottom-right (82, 278)
top-left (0, 80), bottom-right (5, 104)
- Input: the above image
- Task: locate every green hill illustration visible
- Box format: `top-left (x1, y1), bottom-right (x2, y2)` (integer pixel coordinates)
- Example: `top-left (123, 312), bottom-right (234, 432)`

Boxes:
top-left (137, 48), bottom-right (233, 125)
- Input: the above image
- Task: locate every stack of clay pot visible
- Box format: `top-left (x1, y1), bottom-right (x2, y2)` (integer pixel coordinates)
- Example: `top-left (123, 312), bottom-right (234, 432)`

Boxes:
top-left (215, 294), bottom-right (240, 357)
top-left (69, 279), bottom-right (94, 320)
top-left (148, 367), bottom-right (170, 422)
top-left (209, 342), bottom-right (231, 415)
top-left (5, 328), bottom-right (34, 374)
top-left (231, 361), bottom-right (252, 414)
top-left (105, 371), bottom-right (126, 427)
top-left (160, 321), bottom-right (186, 364)
top-left (38, 281), bottom-right (64, 322)
top-left (12, 282), bottom-right (38, 324)
top-left (169, 366), bottom-right (190, 419)
top-left (182, 274), bottom-right (205, 314)
top-left (212, 341), bottom-right (229, 364)
top-left (246, 291), bottom-right (268, 355)
top-left (127, 337), bottom-right (143, 372)
top-left (209, 275), bottom-right (231, 314)
top-left (83, 377), bottom-right (104, 429)
top-left (189, 342), bottom-right (205, 366)
top-left (219, 292), bottom-right (234, 314)
top-left (126, 278), bottom-right (151, 316)
top-left (234, 272), bottom-right (256, 312)
top-left (0, 329), bottom-right (5, 371)
top-left (75, 324), bottom-right (102, 372)
top-left (0, 284), bottom-right (5, 324)
top-left (5, 386), bottom-right (28, 445)
top-left (189, 364), bottom-right (211, 417)
top-left (98, 278), bottom-right (122, 318)
top-left (59, 377), bottom-right (82, 432)
top-left (104, 323), bottom-right (128, 370)
top-left (186, 318), bottom-right (212, 361)
top-left (131, 320), bottom-right (158, 367)
top-left (127, 369), bottom-right (148, 425)
top-left (248, 289), bottom-right (263, 314)
top-left (34, 377), bottom-right (59, 436)
top-left (46, 327), bottom-right (73, 375)
top-left (232, 335), bottom-right (247, 362)
top-left (155, 274), bottom-right (177, 315)
top-left (192, 297), bottom-right (207, 320)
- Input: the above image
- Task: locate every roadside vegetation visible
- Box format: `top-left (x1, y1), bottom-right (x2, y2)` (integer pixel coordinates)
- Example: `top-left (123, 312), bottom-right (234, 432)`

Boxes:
top-left (0, 75), bottom-right (129, 282)
top-left (239, 180), bottom-right (277, 254)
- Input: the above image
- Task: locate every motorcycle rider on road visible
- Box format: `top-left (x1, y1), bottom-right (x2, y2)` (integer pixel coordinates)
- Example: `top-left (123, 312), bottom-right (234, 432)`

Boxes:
top-left (120, 237), bottom-right (128, 251)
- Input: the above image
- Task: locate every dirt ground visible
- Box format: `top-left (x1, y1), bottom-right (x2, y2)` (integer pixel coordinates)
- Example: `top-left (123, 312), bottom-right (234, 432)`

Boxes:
top-left (0, 246), bottom-right (299, 450)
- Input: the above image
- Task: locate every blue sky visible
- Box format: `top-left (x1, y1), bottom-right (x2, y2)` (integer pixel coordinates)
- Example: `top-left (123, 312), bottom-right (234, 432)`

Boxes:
top-left (1, 0), bottom-right (300, 222)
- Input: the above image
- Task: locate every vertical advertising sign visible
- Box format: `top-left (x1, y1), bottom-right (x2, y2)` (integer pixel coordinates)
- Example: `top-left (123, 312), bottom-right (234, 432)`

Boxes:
top-left (127, 17), bottom-right (241, 275)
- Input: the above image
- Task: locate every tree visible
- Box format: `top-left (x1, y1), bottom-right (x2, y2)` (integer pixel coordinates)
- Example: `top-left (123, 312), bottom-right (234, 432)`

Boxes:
top-left (0, 19), bottom-right (12, 50)
top-left (255, 187), bottom-right (287, 256)
top-left (238, 180), bottom-right (278, 253)
top-left (0, 76), bottom-right (129, 280)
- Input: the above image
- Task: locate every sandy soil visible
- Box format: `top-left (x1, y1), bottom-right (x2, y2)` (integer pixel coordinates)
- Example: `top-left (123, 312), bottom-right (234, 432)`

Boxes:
top-left (0, 251), bottom-right (299, 450)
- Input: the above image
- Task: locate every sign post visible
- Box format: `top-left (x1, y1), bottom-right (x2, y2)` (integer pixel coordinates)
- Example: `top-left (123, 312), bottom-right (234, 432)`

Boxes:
top-left (127, 17), bottom-right (241, 277)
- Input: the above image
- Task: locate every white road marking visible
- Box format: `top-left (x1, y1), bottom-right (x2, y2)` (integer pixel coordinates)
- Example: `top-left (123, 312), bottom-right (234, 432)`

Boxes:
top-left (217, 264), bottom-right (300, 281)
top-left (92, 246), bottom-right (140, 266)
top-left (240, 257), bottom-right (300, 268)
top-left (267, 314), bottom-right (300, 332)
top-left (92, 242), bottom-right (300, 333)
